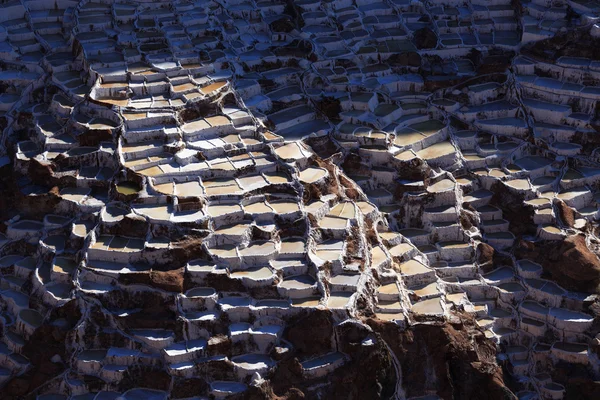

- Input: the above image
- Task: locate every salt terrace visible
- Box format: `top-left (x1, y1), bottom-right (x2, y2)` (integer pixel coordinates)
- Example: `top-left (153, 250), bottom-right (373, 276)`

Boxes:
top-left (0, 0), bottom-right (600, 399)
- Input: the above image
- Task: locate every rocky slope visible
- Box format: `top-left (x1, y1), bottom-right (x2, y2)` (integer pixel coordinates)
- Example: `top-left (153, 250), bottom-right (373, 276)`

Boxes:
top-left (0, 0), bottom-right (600, 399)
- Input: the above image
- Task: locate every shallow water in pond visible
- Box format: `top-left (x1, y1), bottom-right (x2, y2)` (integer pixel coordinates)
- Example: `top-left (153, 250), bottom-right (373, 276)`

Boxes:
top-left (116, 181), bottom-right (140, 195)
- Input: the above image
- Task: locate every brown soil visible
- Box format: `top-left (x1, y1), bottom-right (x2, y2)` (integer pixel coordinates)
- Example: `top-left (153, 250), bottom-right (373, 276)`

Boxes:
top-left (556, 200), bottom-right (575, 228)
top-left (172, 378), bottom-right (208, 398)
top-left (388, 51), bottom-right (421, 67)
top-left (413, 28), bottom-right (438, 50)
top-left (284, 309), bottom-right (333, 357)
top-left (523, 28), bottom-right (600, 62)
top-left (105, 214), bottom-right (149, 238)
top-left (260, 309), bottom-right (514, 400)
top-left (77, 128), bottom-right (113, 146)
top-left (476, 242), bottom-right (513, 273)
top-left (367, 314), bottom-right (517, 400)
top-left (118, 366), bottom-right (172, 392)
top-left (515, 235), bottom-right (600, 293)
top-left (3, 300), bottom-right (82, 399)
top-left (118, 268), bottom-right (184, 292)
top-left (489, 181), bottom-right (536, 237)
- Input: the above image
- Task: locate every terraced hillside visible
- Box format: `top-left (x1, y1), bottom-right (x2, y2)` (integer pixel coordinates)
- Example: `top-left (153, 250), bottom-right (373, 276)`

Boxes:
top-left (0, 0), bottom-right (600, 399)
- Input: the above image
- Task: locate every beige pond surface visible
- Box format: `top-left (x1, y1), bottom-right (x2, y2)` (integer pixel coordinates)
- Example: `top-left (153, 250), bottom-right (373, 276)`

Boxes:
top-left (182, 119), bottom-right (210, 134)
top-left (237, 174), bottom-right (268, 190)
top-left (200, 81), bottom-right (226, 94)
top-left (154, 182), bottom-right (174, 195)
top-left (97, 97), bottom-right (128, 107)
top-left (281, 275), bottom-right (316, 290)
top-left (537, 208), bottom-right (553, 216)
top-left (539, 191), bottom-right (556, 199)
top-left (455, 177), bottom-right (473, 185)
top-left (378, 300), bottom-right (402, 311)
top-left (173, 82), bottom-right (196, 92)
top-left (203, 179), bottom-right (243, 196)
top-left (463, 153), bottom-right (485, 161)
top-left (377, 312), bottom-right (405, 321)
top-left (92, 235), bottom-right (113, 250)
top-left (305, 200), bottom-right (325, 214)
top-left (446, 292), bottom-right (467, 304)
top-left (389, 243), bottom-right (414, 258)
top-left (175, 181), bottom-right (204, 197)
top-left (116, 181), bottom-right (140, 195)
top-left (320, 216), bottom-right (348, 229)
top-left (240, 241), bottom-right (276, 257)
top-left (412, 282), bottom-right (439, 297)
top-left (209, 245), bottom-right (238, 258)
top-left (329, 202), bottom-right (355, 219)
top-left (440, 241), bottom-right (470, 249)
top-left (264, 172), bottom-right (292, 184)
top-left (299, 167), bottom-right (328, 183)
top-left (558, 188), bottom-right (588, 201)
top-left (230, 266), bottom-right (273, 279)
top-left (371, 246), bottom-right (388, 266)
top-left (505, 179), bottom-right (530, 190)
top-left (416, 141), bottom-right (454, 160)
top-left (138, 166), bottom-right (164, 178)
top-left (379, 281), bottom-right (399, 295)
top-left (280, 239), bottom-right (305, 254)
top-left (394, 130), bottom-right (426, 146)
top-left (330, 274), bottom-right (360, 286)
top-left (315, 240), bottom-right (344, 261)
top-left (525, 198), bottom-right (551, 207)
top-left (187, 260), bottom-right (215, 274)
top-left (327, 292), bottom-right (352, 308)
top-left (411, 298), bottom-right (444, 315)
top-left (427, 179), bottom-right (454, 193)
top-left (133, 204), bottom-right (171, 220)
top-left (274, 142), bottom-right (311, 160)
top-left (488, 169), bottom-right (507, 178)
top-left (207, 203), bottom-right (242, 217)
top-left (291, 296), bottom-right (321, 307)
top-left (214, 222), bottom-right (251, 235)
top-left (60, 187), bottom-right (90, 203)
top-left (540, 224), bottom-right (561, 234)
top-left (72, 220), bottom-right (95, 237)
top-left (394, 150), bottom-right (417, 161)
top-left (244, 201), bottom-right (272, 214)
top-left (400, 259), bottom-right (431, 276)
top-left (356, 201), bottom-right (375, 215)
top-left (379, 231), bottom-right (401, 241)
top-left (270, 201), bottom-right (300, 214)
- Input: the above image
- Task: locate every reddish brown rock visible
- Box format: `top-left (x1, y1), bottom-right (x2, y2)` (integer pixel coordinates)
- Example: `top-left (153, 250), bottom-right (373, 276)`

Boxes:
top-left (477, 242), bottom-right (495, 271)
top-left (119, 268), bottom-right (184, 292)
top-left (516, 235), bottom-right (600, 293)
top-left (207, 334), bottom-right (232, 357)
top-left (119, 366), bottom-right (172, 392)
top-left (113, 214), bottom-right (149, 238)
top-left (556, 200), bottom-right (576, 228)
top-left (284, 309), bottom-right (333, 357)
top-left (77, 128), bottom-right (113, 146)
top-left (476, 242), bottom-right (513, 273)
top-left (149, 269), bottom-right (185, 292)
top-left (366, 314), bottom-right (516, 400)
top-left (490, 181), bottom-right (536, 237)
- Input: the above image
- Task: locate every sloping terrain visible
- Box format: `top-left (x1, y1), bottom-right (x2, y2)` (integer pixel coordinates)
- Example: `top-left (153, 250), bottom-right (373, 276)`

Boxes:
top-left (0, 1), bottom-right (599, 399)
